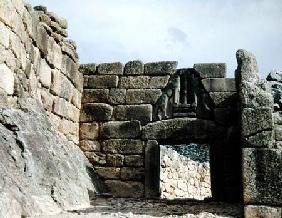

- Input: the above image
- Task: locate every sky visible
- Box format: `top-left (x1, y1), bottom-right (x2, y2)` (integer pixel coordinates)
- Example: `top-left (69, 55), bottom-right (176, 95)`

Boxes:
top-left (26, 0), bottom-right (282, 78)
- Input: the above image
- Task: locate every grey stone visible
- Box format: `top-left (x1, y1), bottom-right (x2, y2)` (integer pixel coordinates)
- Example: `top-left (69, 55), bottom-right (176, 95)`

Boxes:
top-left (245, 131), bottom-right (273, 148)
top-left (245, 205), bottom-right (282, 218)
top-left (268, 81), bottom-right (282, 109)
top-left (105, 180), bottom-right (144, 198)
top-left (113, 104), bottom-right (152, 125)
top-left (124, 60), bottom-right (144, 75)
top-left (120, 167), bottom-right (144, 180)
top-left (79, 122), bottom-right (99, 140)
top-left (202, 78), bottom-right (236, 92)
top-left (34, 5), bottom-right (47, 13)
top-left (80, 103), bottom-right (113, 122)
top-left (124, 155), bottom-right (144, 167)
top-left (79, 140), bottom-right (101, 151)
top-left (109, 88), bottom-right (126, 105)
top-left (95, 167), bottom-right (120, 179)
top-left (194, 63), bottom-right (226, 78)
top-left (102, 139), bottom-right (144, 154)
top-left (82, 89), bottom-right (109, 104)
top-left (0, 99), bottom-right (99, 217)
top-left (275, 126), bottom-right (282, 141)
top-left (106, 154), bottom-right (124, 167)
top-left (266, 69), bottom-right (282, 83)
top-left (97, 62), bottom-right (123, 75)
top-left (241, 108), bottom-right (273, 137)
top-left (144, 61), bottom-right (177, 75)
top-left (84, 75), bottom-right (118, 88)
top-left (85, 152), bottom-right (106, 166)
top-left (235, 49), bottom-right (259, 84)
top-left (126, 89), bottom-right (162, 104)
top-left (0, 63), bottom-right (14, 95)
top-left (273, 112), bottom-right (282, 125)
top-left (120, 76), bottom-right (170, 89)
top-left (79, 64), bottom-right (96, 75)
top-left (101, 121), bottom-right (141, 139)
top-left (39, 59), bottom-right (52, 88)
top-left (46, 11), bottom-right (68, 29)
top-left (242, 148), bottom-right (282, 205)
top-left (209, 92), bottom-right (237, 108)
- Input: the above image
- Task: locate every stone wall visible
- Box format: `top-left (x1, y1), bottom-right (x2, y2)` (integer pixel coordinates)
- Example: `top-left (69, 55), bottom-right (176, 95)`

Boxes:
top-left (236, 49), bottom-right (282, 218)
top-left (80, 61), bottom-right (241, 200)
top-left (160, 144), bottom-right (211, 200)
top-left (0, 1), bottom-right (82, 145)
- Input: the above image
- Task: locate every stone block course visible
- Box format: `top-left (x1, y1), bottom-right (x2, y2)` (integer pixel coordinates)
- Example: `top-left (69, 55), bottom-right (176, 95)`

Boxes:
top-left (105, 180), bottom-right (144, 197)
top-left (102, 139), bottom-right (144, 154)
top-left (80, 103), bottom-right (113, 122)
top-left (85, 151), bottom-right (106, 165)
top-left (79, 122), bottom-right (99, 140)
top-left (126, 89), bottom-right (162, 104)
top-left (79, 140), bottom-right (101, 151)
top-left (79, 64), bottom-right (96, 75)
top-left (101, 121), bottom-right (141, 139)
top-left (121, 167), bottom-right (144, 180)
top-left (84, 75), bottom-right (118, 89)
top-left (95, 167), bottom-right (121, 179)
top-left (194, 63), bottom-right (226, 78)
top-left (144, 61), bottom-right (177, 75)
top-left (124, 155), bottom-right (144, 167)
top-left (106, 154), bottom-right (124, 167)
top-left (109, 88), bottom-right (126, 105)
top-left (120, 76), bottom-right (170, 89)
top-left (113, 104), bottom-right (152, 125)
top-left (82, 89), bottom-right (109, 104)
top-left (244, 205), bottom-right (282, 218)
top-left (209, 92), bottom-right (237, 108)
top-left (97, 62), bottom-right (123, 75)
top-left (202, 78), bottom-right (236, 92)
top-left (124, 60), bottom-right (143, 75)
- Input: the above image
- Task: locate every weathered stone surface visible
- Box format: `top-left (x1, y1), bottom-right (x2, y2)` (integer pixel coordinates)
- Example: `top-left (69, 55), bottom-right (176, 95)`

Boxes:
top-left (194, 63), bottom-right (226, 79)
top-left (273, 112), bottom-right (282, 125)
top-left (53, 98), bottom-right (80, 121)
top-left (126, 89), bottom-right (162, 104)
top-left (235, 49), bottom-right (259, 83)
top-left (124, 155), bottom-right (144, 167)
top-left (0, 99), bottom-right (98, 217)
top-left (46, 11), bottom-right (68, 29)
top-left (97, 62), bottom-right (123, 75)
top-left (121, 167), bottom-right (144, 180)
top-left (0, 63), bottom-right (14, 95)
top-left (106, 154), bottom-right (124, 167)
top-left (101, 121), bottom-right (141, 139)
top-left (109, 88), bottom-right (126, 105)
top-left (120, 76), bottom-right (169, 89)
top-left (79, 122), bottom-right (99, 140)
top-left (80, 103), bottom-right (113, 122)
top-left (82, 89), bottom-right (109, 104)
top-left (95, 167), bottom-right (120, 179)
top-left (209, 92), bottom-right (237, 108)
top-left (39, 59), bottom-right (52, 88)
top-left (202, 78), bottom-right (236, 92)
top-left (142, 118), bottom-right (217, 141)
top-left (241, 108), bottom-right (273, 137)
top-left (79, 140), bottom-right (101, 151)
top-left (245, 205), bottom-right (282, 218)
top-left (245, 131), bottom-right (273, 148)
top-left (51, 70), bottom-right (73, 101)
top-left (0, 22), bottom-right (10, 48)
top-left (105, 180), bottom-right (144, 197)
top-left (267, 69), bottom-right (282, 82)
top-left (85, 151), bottom-right (106, 166)
top-left (113, 104), bottom-right (152, 125)
top-left (79, 64), bottom-right (96, 75)
top-left (242, 148), bottom-right (282, 205)
top-left (275, 126), bottom-right (282, 141)
top-left (144, 61), bottom-right (177, 75)
top-left (102, 139), bottom-right (144, 154)
top-left (84, 75), bottom-right (118, 88)
top-left (124, 60), bottom-right (144, 75)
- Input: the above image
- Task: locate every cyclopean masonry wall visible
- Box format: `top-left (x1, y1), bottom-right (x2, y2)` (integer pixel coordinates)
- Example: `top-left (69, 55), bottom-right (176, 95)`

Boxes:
top-left (80, 61), bottom-right (242, 201)
top-left (236, 50), bottom-right (282, 218)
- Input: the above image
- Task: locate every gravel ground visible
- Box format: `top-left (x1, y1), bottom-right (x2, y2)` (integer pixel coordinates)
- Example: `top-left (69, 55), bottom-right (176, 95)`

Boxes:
top-left (35, 198), bottom-right (243, 218)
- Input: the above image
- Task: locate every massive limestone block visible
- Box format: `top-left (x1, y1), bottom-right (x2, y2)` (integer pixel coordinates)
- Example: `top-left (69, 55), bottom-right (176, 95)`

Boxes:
top-left (84, 75), bottom-right (118, 89)
top-left (0, 63), bottom-right (14, 95)
top-left (113, 104), bottom-right (152, 125)
top-left (120, 76), bottom-right (170, 89)
top-left (105, 180), bottom-right (144, 197)
top-left (80, 103), bottom-right (113, 122)
top-left (97, 62), bottom-right (123, 75)
top-left (144, 61), bottom-right (177, 75)
top-left (120, 167), bottom-right (144, 180)
top-left (109, 88), bottom-right (126, 105)
top-left (0, 98), bottom-right (99, 217)
top-left (124, 60), bottom-right (144, 75)
top-left (126, 89), bottom-right (162, 104)
top-left (209, 92), bottom-right (237, 108)
top-left (82, 89), bottom-right (109, 104)
top-left (267, 70), bottom-right (282, 109)
top-left (79, 122), bottom-right (99, 140)
top-left (242, 148), bottom-right (282, 206)
top-left (101, 121), bottom-right (141, 139)
top-left (202, 78), bottom-right (236, 92)
top-left (194, 63), bottom-right (226, 78)
top-left (79, 64), bottom-right (96, 75)
top-left (245, 205), bottom-right (282, 218)
top-left (102, 139), bottom-right (144, 154)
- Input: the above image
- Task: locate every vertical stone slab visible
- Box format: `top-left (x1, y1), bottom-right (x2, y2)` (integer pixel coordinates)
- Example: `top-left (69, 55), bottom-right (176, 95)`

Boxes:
top-left (145, 140), bottom-right (160, 198)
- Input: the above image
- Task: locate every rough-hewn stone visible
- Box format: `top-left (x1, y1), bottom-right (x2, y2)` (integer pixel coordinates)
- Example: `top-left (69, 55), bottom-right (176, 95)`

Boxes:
top-left (120, 76), bottom-right (169, 89)
top-left (84, 75), bottom-right (118, 88)
top-left (79, 122), bottom-right (99, 140)
top-left (124, 60), bottom-right (143, 75)
top-left (102, 139), bottom-right (144, 154)
top-left (79, 64), bottom-right (96, 75)
top-left (0, 63), bottom-right (14, 95)
top-left (85, 151), bottom-right (107, 165)
top-left (245, 205), bottom-right (282, 218)
top-left (194, 63), bottom-right (226, 79)
top-left (124, 155), bottom-right (144, 167)
top-left (109, 88), bottom-right (126, 105)
top-left (126, 89), bottom-right (162, 104)
top-left (101, 121), bottom-right (141, 139)
top-left (97, 62), bottom-right (123, 75)
top-left (106, 154), bottom-right (124, 167)
top-left (121, 167), bottom-right (144, 180)
top-left (113, 104), bottom-right (152, 125)
top-left (95, 167), bottom-right (120, 179)
top-left (82, 89), bottom-right (109, 104)
top-left (39, 59), bottom-right (52, 88)
top-left (105, 180), bottom-right (144, 197)
top-left (209, 92), bottom-right (237, 108)
top-left (202, 78), bottom-right (236, 92)
top-left (79, 140), bottom-right (101, 151)
top-left (80, 103), bottom-right (113, 122)
top-left (144, 61), bottom-right (177, 75)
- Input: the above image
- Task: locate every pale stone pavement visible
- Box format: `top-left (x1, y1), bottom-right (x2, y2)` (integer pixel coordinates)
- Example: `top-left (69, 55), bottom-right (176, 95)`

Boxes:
top-left (36, 198), bottom-right (242, 218)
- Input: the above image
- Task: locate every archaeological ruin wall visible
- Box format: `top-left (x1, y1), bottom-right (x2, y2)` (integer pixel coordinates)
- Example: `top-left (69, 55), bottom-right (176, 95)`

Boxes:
top-left (79, 61), bottom-right (242, 201)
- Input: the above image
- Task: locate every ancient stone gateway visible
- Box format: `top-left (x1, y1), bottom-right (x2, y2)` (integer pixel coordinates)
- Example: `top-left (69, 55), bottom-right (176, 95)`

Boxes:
top-left (79, 62), bottom-right (242, 202)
